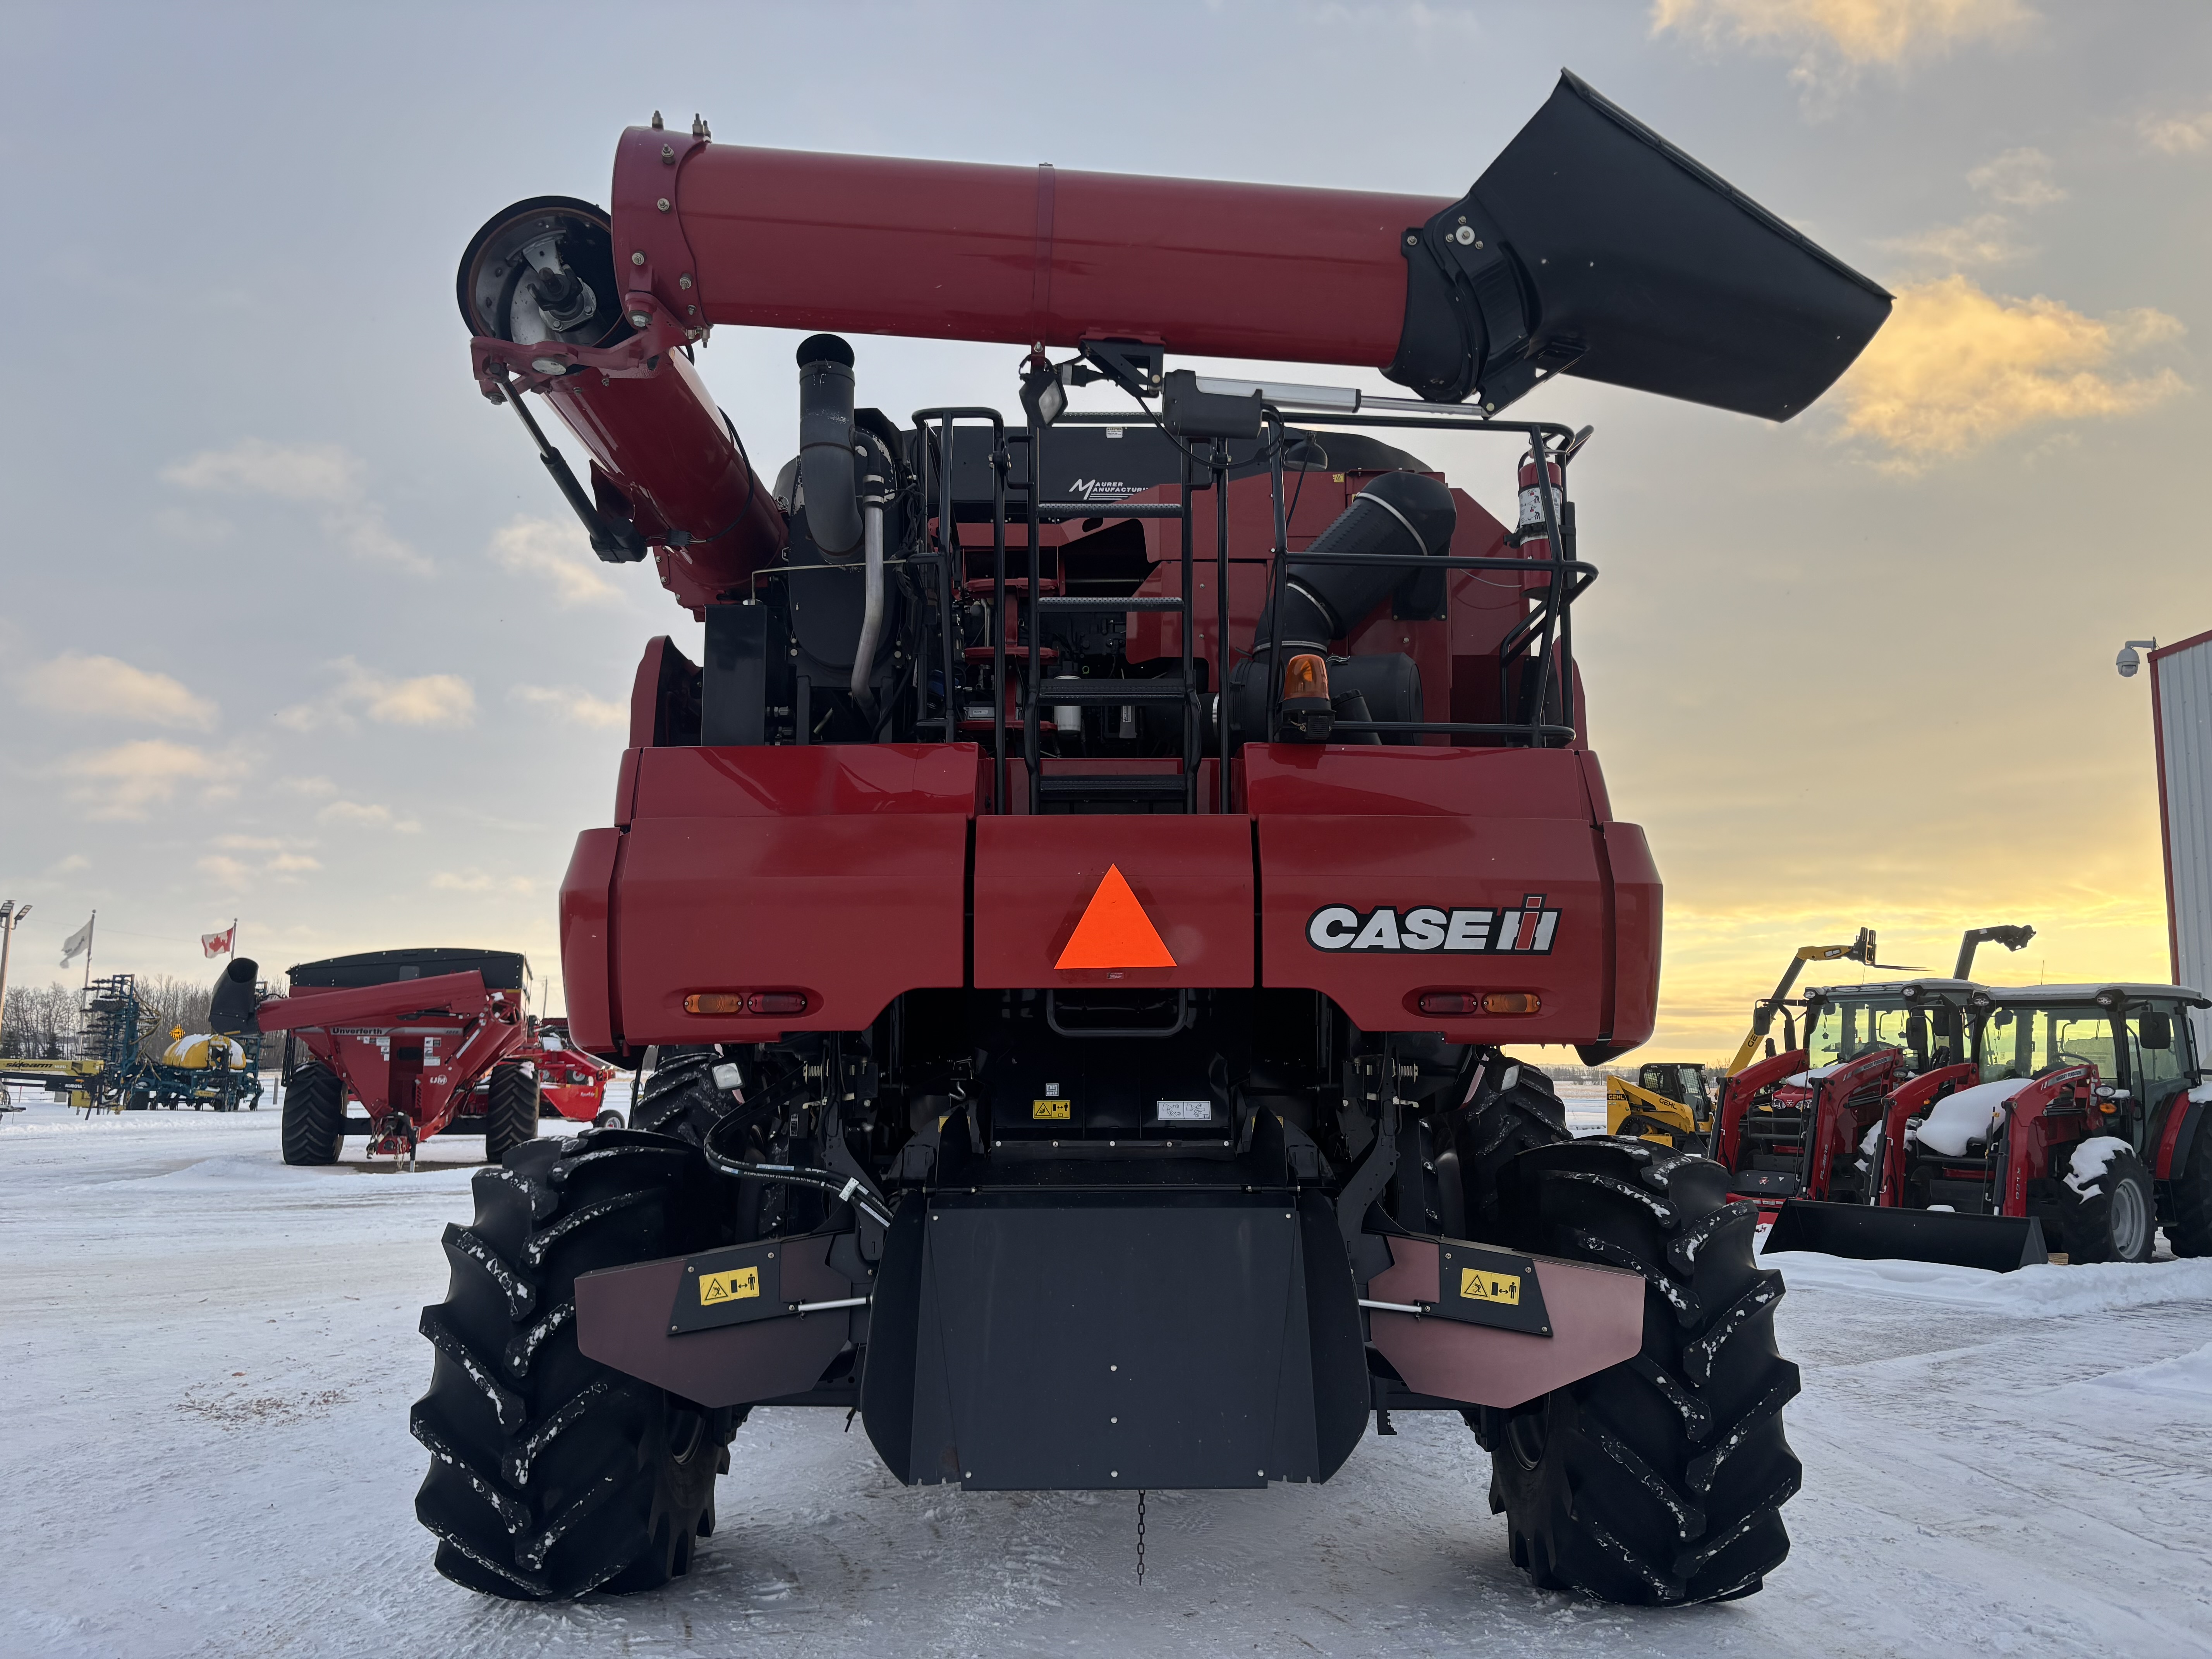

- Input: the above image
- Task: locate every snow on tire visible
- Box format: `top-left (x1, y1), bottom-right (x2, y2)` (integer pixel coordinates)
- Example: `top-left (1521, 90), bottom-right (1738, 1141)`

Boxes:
top-left (1483, 1137), bottom-right (1800, 1604)
top-left (2061, 1141), bottom-right (2156, 1264)
top-left (410, 1129), bottom-right (737, 1600)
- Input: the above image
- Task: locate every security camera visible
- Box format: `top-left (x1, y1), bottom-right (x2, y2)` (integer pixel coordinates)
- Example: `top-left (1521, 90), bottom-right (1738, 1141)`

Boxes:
top-left (2116, 639), bottom-right (2156, 678)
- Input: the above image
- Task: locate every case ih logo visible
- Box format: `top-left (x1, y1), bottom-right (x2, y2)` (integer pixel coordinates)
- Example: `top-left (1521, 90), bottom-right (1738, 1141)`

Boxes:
top-left (1307, 896), bottom-right (1561, 955)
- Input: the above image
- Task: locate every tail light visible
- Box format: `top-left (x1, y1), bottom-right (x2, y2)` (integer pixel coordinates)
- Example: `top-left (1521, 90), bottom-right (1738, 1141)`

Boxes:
top-left (681, 991), bottom-right (809, 1016)
top-left (1417, 991), bottom-right (1542, 1017)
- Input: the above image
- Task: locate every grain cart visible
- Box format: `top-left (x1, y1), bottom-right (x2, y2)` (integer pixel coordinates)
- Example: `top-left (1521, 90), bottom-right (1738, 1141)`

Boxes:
top-left (212, 950), bottom-right (539, 1166)
top-left (415, 72), bottom-right (1889, 1606)
top-left (1769, 982), bottom-right (2212, 1269)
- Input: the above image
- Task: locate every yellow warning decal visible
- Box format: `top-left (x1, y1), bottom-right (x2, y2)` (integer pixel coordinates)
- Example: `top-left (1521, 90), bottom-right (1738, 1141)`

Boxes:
top-left (1460, 1266), bottom-right (1522, 1306)
top-left (1033, 1099), bottom-right (1072, 1120)
top-left (699, 1266), bottom-right (760, 1305)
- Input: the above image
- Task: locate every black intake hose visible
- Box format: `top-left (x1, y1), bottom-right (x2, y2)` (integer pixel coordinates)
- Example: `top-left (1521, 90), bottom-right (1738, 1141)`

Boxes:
top-left (1253, 470), bottom-right (1456, 654)
top-left (796, 333), bottom-right (864, 560)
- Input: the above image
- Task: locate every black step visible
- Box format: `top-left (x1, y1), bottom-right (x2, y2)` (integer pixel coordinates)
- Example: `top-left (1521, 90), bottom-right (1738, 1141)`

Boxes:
top-left (1038, 502), bottom-right (1185, 519)
top-left (1037, 774), bottom-right (1188, 801)
top-left (1046, 679), bottom-right (1190, 703)
top-left (1038, 596), bottom-right (1186, 613)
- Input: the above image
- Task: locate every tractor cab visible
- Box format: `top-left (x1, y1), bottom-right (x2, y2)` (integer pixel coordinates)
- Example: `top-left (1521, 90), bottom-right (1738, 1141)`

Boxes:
top-left (1967, 984), bottom-right (2205, 1161)
top-left (1717, 979), bottom-right (1975, 1207)
top-left (1800, 977), bottom-right (1978, 1082)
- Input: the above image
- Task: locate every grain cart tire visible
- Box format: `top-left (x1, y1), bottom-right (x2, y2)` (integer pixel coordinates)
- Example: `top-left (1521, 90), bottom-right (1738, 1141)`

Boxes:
top-left (1454, 1064), bottom-right (1573, 1235)
top-left (2170, 1119), bottom-right (2212, 1258)
top-left (281, 1061), bottom-right (345, 1166)
top-left (1481, 1137), bottom-right (1800, 1604)
top-left (2061, 1145), bottom-right (2157, 1264)
top-left (411, 1129), bottom-right (738, 1600)
top-left (484, 1065), bottom-right (541, 1164)
top-left (631, 1051), bottom-right (727, 1147)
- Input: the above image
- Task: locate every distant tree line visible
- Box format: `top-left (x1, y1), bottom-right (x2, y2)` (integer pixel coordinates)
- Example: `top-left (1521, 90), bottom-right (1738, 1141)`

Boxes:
top-left (2, 974), bottom-right (216, 1063)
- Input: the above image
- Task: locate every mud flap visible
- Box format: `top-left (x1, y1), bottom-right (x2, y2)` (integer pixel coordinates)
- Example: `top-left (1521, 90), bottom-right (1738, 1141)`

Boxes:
top-left (1362, 1236), bottom-right (1644, 1409)
top-left (859, 1189), bottom-right (1367, 1489)
top-left (573, 1230), bottom-right (862, 1407)
top-left (1762, 1197), bottom-right (2049, 1273)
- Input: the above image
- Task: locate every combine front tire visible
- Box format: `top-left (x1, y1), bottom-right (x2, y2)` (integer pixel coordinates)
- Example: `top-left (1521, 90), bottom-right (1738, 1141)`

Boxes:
top-left (280, 1061), bottom-right (345, 1166)
top-left (484, 1065), bottom-right (540, 1164)
top-left (1483, 1138), bottom-right (1800, 1604)
top-left (2061, 1145), bottom-right (2156, 1264)
top-left (411, 1129), bottom-right (736, 1599)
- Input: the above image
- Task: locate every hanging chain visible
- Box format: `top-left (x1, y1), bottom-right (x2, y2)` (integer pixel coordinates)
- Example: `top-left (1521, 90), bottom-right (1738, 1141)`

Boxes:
top-left (1135, 1489), bottom-right (1147, 1585)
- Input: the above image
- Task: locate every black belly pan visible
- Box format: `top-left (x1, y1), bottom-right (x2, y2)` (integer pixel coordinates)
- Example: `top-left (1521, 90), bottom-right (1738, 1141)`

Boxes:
top-left (859, 1188), bottom-right (1367, 1491)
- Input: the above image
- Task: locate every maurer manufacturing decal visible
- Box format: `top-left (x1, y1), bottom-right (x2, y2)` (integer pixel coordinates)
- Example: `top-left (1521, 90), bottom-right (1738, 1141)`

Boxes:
top-left (1306, 896), bottom-right (1561, 954)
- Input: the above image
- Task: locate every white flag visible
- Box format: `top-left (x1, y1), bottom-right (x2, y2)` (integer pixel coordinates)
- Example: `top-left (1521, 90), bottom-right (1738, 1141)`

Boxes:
top-left (59, 917), bottom-right (93, 967)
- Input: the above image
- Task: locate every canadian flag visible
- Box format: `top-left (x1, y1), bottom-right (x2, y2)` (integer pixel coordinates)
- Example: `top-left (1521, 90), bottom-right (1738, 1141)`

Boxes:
top-left (202, 925), bottom-right (236, 958)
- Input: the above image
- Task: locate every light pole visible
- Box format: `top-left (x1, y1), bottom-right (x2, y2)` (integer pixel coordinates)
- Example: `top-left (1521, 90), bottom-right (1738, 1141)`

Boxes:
top-left (0, 900), bottom-right (30, 1053)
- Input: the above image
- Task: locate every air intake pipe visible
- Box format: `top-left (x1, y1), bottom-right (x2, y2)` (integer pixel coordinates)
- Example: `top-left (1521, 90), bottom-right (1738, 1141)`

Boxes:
top-left (796, 335), bottom-right (866, 560)
top-left (1253, 471), bottom-right (1457, 655)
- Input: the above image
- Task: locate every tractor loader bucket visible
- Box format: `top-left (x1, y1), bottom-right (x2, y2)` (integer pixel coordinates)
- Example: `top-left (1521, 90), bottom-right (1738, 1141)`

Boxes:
top-left (1404, 70), bottom-right (1894, 419)
top-left (1763, 1198), bottom-right (2049, 1273)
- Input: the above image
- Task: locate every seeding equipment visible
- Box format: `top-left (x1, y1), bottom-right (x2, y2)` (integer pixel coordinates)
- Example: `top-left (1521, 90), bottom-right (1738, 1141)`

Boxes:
top-left (398, 72), bottom-right (1892, 1605)
top-left (215, 949), bottom-right (540, 1167)
top-left (1766, 981), bottom-right (2212, 1269)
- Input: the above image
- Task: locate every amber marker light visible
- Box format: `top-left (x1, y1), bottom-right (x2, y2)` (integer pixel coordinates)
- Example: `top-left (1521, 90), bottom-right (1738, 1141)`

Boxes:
top-left (683, 993), bottom-right (747, 1015)
top-left (1417, 991), bottom-right (1542, 1016)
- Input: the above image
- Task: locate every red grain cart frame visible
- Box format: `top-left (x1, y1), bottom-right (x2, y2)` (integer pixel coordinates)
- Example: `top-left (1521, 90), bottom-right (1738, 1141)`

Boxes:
top-left (259, 949), bottom-right (534, 1158)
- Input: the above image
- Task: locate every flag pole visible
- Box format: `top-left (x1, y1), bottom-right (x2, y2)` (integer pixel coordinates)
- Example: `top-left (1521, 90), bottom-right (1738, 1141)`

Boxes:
top-left (82, 910), bottom-right (96, 995)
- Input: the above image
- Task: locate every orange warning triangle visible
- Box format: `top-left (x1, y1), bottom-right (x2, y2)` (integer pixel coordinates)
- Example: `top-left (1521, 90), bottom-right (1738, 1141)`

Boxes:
top-left (1055, 864), bottom-right (1176, 970)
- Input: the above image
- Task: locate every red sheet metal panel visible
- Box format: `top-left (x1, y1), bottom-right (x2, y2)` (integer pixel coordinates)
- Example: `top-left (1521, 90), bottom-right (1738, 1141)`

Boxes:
top-left (559, 829), bottom-right (622, 1051)
top-left (1258, 814), bottom-right (1611, 1040)
top-left (631, 743), bottom-right (982, 819)
top-left (613, 814), bottom-right (968, 1042)
top-left (973, 817), bottom-right (1255, 989)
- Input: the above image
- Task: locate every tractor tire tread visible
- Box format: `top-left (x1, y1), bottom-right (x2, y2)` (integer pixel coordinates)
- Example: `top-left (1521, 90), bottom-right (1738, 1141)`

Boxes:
top-left (1486, 1136), bottom-right (1799, 1606)
top-left (412, 1125), bottom-right (735, 1601)
top-left (280, 1061), bottom-right (344, 1166)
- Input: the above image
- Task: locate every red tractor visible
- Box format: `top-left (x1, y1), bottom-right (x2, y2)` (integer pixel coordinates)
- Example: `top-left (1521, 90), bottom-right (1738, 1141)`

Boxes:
top-left (216, 949), bottom-right (542, 1167)
top-left (1711, 977), bottom-right (1982, 1211)
top-left (1768, 982), bottom-right (2212, 1269)
top-left (377, 72), bottom-right (1889, 1606)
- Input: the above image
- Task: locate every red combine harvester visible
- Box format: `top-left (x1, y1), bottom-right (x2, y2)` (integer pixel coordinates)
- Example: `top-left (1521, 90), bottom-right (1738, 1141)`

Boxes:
top-left (216, 950), bottom-right (541, 1167)
top-left (377, 73), bottom-right (1889, 1605)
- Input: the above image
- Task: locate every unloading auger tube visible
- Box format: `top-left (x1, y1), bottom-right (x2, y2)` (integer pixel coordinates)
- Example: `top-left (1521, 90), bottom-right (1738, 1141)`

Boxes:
top-left (419, 70), bottom-right (1890, 1611)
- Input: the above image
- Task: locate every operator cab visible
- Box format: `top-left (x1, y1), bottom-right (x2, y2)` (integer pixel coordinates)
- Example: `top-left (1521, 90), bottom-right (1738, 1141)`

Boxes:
top-left (1635, 1062), bottom-right (1710, 1115)
top-left (1799, 978), bottom-right (1978, 1081)
top-left (1968, 983), bottom-right (2207, 1149)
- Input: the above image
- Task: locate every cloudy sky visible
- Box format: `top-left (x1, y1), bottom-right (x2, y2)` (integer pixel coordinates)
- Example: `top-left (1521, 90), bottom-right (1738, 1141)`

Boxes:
top-left (2, 0), bottom-right (2207, 1058)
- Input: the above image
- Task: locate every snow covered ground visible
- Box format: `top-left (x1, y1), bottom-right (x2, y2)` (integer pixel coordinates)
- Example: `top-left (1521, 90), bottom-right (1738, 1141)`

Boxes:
top-left (5, 1096), bottom-right (2212, 1658)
